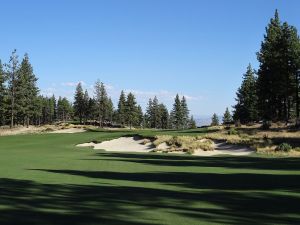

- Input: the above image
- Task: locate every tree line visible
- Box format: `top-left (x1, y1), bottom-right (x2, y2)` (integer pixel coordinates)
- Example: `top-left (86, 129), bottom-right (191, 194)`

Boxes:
top-left (232, 10), bottom-right (300, 125)
top-left (73, 81), bottom-right (196, 129)
top-left (0, 50), bottom-right (195, 129)
top-left (0, 50), bottom-right (74, 127)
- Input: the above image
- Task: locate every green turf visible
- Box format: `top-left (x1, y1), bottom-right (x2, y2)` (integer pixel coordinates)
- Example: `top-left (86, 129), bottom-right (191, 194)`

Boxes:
top-left (0, 129), bottom-right (300, 225)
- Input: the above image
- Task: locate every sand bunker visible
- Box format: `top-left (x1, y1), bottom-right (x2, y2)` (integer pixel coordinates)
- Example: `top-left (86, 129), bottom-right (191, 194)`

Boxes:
top-left (193, 142), bottom-right (253, 156)
top-left (50, 128), bottom-right (86, 134)
top-left (77, 136), bottom-right (254, 156)
top-left (77, 137), bottom-right (155, 152)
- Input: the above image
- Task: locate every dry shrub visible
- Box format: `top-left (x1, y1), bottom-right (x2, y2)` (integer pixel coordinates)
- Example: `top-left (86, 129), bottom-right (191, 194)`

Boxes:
top-left (153, 135), bottom-right (173, 147)
top-left (142, 139), bottom-right (151, 145)
top-left (257, 147), bottom-right (300, 157)
top-left (44, 127), bottom-right (55, 132)
top-left (154, 135), bottom-right (214, 152)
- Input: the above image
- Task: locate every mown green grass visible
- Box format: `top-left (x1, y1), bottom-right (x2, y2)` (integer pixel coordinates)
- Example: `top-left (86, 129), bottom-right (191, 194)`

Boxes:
top-left (0, 129), bottom-right (300, 225)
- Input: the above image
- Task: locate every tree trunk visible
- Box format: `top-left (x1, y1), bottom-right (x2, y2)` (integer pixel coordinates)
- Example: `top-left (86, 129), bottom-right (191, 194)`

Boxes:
top-left (26, 116), bottom-right (29, 128)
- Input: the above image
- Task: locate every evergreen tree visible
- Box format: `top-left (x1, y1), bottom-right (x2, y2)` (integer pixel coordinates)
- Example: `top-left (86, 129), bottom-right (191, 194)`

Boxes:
top-left (152, 96), bottom-right (160, 128)
top-left (233, 64), bottom-right (258, 124)
top-left (94, 80), bottom-right (108, 127)
top-left (189, 115), bottom-right (197, 129)
top-left (158, 103), bottom-right (169, 129)
top-left (49, 95), bottom-right (56, 123)
top-left (211, 113), bottom-right (219, 126)
top-left (87, 98), bottom-right (96, 122)
top-left (57, 97), bottom-right (72, 122)
top-left (0, 61), bottom-right (6, 126)
top-left (34, 95), bottom-right (43, 125)
top-left (136, 105), bottom-right (144, 128)
top-left (125, 92), bottom-right (138, 129)
top-left (6, 49), bottom-right (19, 128)
top-left (83, 90), bottom-right (89, 124)
top-left (181, 96), bottom-right (189, 129)
top-left (223, 107), bottom-right (232, 125)
top-left (171, 94), bottom-right (183, 129)
top-left (74, 83), bottom-right (84, 124)
top-left (106, 97), bottom-right (114, 123)
top-left (16, 54), bottom-right (39, 127)
top-left (57, 96), bottom-right (63, 121)
top-left (257, 10), bottom-right (300, 121)
top-left (145, 98), bottom-right (153, 128)
top-left (117, 90), bottom-right (126, 126)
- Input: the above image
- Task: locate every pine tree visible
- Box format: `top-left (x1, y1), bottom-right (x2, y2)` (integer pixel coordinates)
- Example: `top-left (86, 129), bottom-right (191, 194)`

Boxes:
top-left (171, 94), bottom-right (183, 129)
top-left (49, 95), bottom-right (56, 123)
top-left (136, 105), bottom-right (144, 128)
top-left (211, 113), bottom-right (219, 126)
top-left (106, 97), bottom-right (114, 123)
top-left (34, 95), bottom-right (43, 125)
top-left (257, 10), bottom-right (300, 122)
top-left (152, 96), bottom-right (160, 128)
top-left (57, 97), bottom-right (72, 122)
top-left (145, 98), bottom-right (153, 128)
top-left (117, 90), bottom-right (126, 126)
top-left (94, 80), bottom-right (108, 127)
top-left (223, 107), bottom-right (232, 125)
top-left (83, 90), bottom-right (89, 124)
top-left (189, 115), bottom-right (197, 129)
top-left (74, 83), bottom-right (84, 124)
top-left (57, 96), bottom-right (63, 121)
top-left (125, 92), bottom-right (138, 129)
top-left (16, 53), bottom-right (39, 127)
top-left (159, 103), bottom-right (169, 129)
top-left (181, 96), bottom-right (189, 129)
top-left (87, 98), bottom-right (96, 123)
top-left (6, 49), bottom-right (19, 128)
top-left (0, 61), bottom-right (6, 126)
top-left (233, 64), bottom-right (258, 124)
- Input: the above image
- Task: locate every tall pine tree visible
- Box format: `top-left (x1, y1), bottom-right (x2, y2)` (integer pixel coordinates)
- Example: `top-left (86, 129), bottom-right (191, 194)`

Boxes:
top-left (6, 50), bottom-right (19, 128)
top-left (125, 92), bottom-right (138, 129)
top-left (16, 53), bottom-right (39, 127)
top-left (257, 10), bottom-right (300, 122)
top-left (117, 90), bottom-right (126, 126)
top-left (211, 113), bottom-right (219, 126)
top-left (233, 64), bottom-right (258, 124)
top-left (223, 107), bottom-right (232, 125)
top-left (0, 61), bottom-right (6, 125)
top-left (181, 96), bottom-right (189, 129)
top-left (74, 83), bottom-right (84, 124)
top-left (171, 94), bottom-right (183, 129)
top-left (94, 80), bottom-right (108, 127)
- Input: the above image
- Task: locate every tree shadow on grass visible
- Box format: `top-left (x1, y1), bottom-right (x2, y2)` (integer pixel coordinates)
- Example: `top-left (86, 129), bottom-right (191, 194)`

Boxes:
top-left (1, 174), bottom-right (300, 225)
top-left (32, 169), bottom-right (300, 191)
top-left (87, 152), bottom-right (300, 171)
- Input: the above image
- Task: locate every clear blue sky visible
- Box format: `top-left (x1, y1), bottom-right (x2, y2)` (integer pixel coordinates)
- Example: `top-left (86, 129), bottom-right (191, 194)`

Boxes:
top-left (0, 0), bottom-right (299, 117)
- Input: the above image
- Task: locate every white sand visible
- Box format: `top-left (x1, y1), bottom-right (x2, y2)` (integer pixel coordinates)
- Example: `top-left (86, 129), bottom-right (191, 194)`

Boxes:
top-left (193, 142), bottom-right (254, 156)
top-left (50, 128), bottom-right (86, 134)
top-left (77, 137), bottom-right (155, 152)
top-left (77, 137), bottom-right (254, 156)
